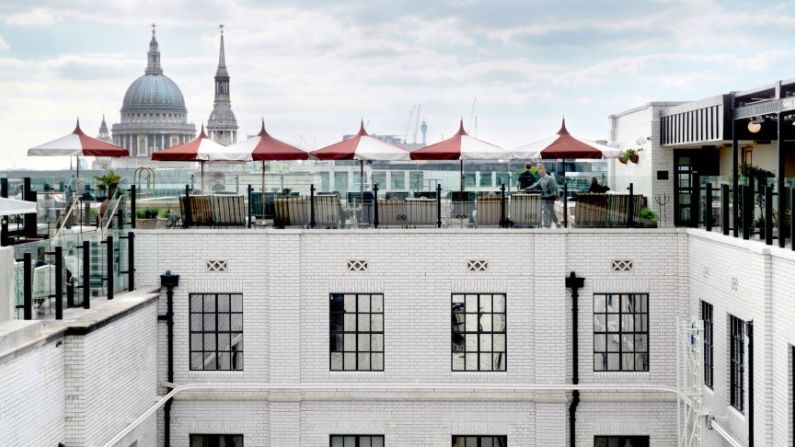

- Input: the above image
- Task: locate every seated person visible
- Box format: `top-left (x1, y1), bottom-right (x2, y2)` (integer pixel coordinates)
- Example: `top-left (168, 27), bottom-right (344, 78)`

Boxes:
top-left (588, 177), bottom-right (610, 193)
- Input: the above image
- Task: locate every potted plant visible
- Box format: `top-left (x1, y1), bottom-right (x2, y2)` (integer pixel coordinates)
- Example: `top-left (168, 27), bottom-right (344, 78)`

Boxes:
top-left (618, 154), bottom-right (628, 164)
top-left (136, 208), bottom-right (160, 229)
top-left (623, 148), bottom-right (639, 164)
top-left (95, 170), bottom-right (122, 217)
top-left (637, 207), bottom-right (658, 228)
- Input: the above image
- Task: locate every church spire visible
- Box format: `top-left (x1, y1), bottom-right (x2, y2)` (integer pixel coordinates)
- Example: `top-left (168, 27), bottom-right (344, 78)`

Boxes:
top-left (145, 23), bottom-right (163, 75)
top-left (97, 114), bottom-right (111, 142)
top-left (207, 24), bottom-right (238, 146)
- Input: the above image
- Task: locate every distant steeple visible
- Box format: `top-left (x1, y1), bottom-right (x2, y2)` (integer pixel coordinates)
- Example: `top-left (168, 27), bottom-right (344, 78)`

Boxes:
top-left (97, 114), bottom-right (111, 142)
top-left (145, 23), bottom-right (163, 75)
top-left (207, 24), bottom-right (238, 146)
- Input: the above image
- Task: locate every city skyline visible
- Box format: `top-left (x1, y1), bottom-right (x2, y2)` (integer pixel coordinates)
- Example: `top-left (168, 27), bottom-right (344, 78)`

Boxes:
top-left (1, 0), bottom-right (795, 168)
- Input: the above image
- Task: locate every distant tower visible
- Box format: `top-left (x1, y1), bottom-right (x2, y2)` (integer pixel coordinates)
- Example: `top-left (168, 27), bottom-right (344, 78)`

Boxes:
top-left (207, 25), bottom-right (238, 146)
top-left (420, 120), bottom-right (428, 145)
top-left (97, 115), bottom-right (111, 142)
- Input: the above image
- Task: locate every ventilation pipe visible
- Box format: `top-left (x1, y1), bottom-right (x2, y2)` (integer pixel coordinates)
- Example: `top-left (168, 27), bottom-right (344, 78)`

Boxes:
top-left (565, 272), bottom-right (585, 447)
top-left (159, 271), bottom-right (179, 447)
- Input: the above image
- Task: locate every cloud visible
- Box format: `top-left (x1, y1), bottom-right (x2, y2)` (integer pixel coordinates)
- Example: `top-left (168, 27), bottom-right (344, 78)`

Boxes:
top-left (0, 37), bottom-right (8, 51)
top-left (4, 8), bottom-right (61, 26)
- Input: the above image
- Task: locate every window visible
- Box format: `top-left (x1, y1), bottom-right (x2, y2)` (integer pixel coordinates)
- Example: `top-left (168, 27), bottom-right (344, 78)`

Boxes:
top-left (409, 171), bottom-right (424, 190)
top-left (594, 436), bottom-right (649, 447)
top-left (593, 293), bottom-right (649, 372)
top-left (190, 293), bottom-right (243, 371)
top-left (190, 434), bottom-right (243, 447)
top-left (452, 293), bottom-right (507, 371)
top-left (330, 435), bottom-right (384, 447)
top-left (730, 315), bottom-right (745, 412)
top-left (452, 435), bottom-right (507, 447)
top-left (479, 172), bottom-right (493, 187)
top-left (372, 171), bottom-right (386, 189)
top-left (330, 293), bottom-right (384, 371)
top-left (702, 301), bottom-right (713, 388)
top-left (334, 172), bottom-right (349, 193)
top-left (391, 171), bottom-right (406, 190)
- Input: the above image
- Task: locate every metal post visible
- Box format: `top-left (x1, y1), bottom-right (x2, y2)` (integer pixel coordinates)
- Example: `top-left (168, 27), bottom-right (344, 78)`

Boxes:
top-left (563, 181), bottom-right (568, 228)
top-left (183, 185), bottom-right (192, 229)
top-left (247, 184), bottom-right (252, 229)
top-left (309, 184), bottom-right (316, 229)
top-left (23, 252), bottom-right (32, 320)
top-left (373, 184), bottom-right (379, 229)
top-left (116, 203), bottom-right (124, 229)
top-left (777, 112), bottom-right (785, 248)
top-left (732, 96), bottom-right (739, 237)
top-left (691, 172), bottom-right (701, 228)
top-left (106, 235), bottom-right (114, 299)
top-left (82, 240), bottom-right (90, 309)
top-left (742, 185), bottom-right (751, 240)
top-left (764, 186), bottom-right (773, 246)
top-left (499, 184), bottom-right (506, 228)
top-left (721, 184), bottom-right (730, 236)
top-left (130, 185), bottom-right (136, 229)
top-left (627, 183), bottom-right (634, 228)
top-left (55, 246), bottom-right (63, 319)
top-left (23, 177), bottom-right (37, 238)
top-left (747, 320), bottom-right (754, 447)
top-left (791, 188), bottom-right (795, 251)
top-left (1, 178), bottom-right (8, 246)
top-left (127, 231), bottom-right (135, 291)
top-left (66, 270), bottom-right (74, 308)
top-left (436, 184), bottom-right (442, 228)
top-left (705, 183), bottom-right (713, 231)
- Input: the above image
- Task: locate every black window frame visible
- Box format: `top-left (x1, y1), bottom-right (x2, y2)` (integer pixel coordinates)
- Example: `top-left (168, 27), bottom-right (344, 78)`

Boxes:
top-left (594, 435), bottom-right (649, 447)
top-left (702, 300), bottom-right (714, 388)
top-left (730, 314), bottom-right (745, 412)
top-left (451, 293), bottom-right (507, 372)
top-left (329, 434), bottom-right (385, 447)
top-left (189, 293), bottom-right (244, 371)
top-left (329, 293), bottom-right (385, 371)
top-left (452, 435), bottom-right (508, 447)
top-left (593, 293), bottom-right (649, 372)
top-left (189, 434), bottom-right (244, 447)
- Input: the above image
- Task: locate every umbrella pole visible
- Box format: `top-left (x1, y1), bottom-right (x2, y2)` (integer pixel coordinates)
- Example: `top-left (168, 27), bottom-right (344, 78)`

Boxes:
top-left (460, 159), bottom-right (464, 193)
top-left (200, 162), bottom-right (205, 193)
top-left (261, 160), bottom-right (266, 195)
top-left (360, 160), bottom-right (365, 226)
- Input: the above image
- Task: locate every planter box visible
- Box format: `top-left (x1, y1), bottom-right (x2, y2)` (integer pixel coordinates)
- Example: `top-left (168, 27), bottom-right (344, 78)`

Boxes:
top-left (136, 218), bottom-right (164, 229)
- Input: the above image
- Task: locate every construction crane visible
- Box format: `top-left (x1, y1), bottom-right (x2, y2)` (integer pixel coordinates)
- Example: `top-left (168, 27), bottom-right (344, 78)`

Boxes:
top-left (412, 105), bottom-right (422, 144)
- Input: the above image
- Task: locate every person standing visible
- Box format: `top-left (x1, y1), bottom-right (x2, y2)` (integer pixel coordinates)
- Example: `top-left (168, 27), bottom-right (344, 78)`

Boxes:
top-left (517, 163), bottom-right (539, 190)
top-left (524, 167), bottom-right (560, 228)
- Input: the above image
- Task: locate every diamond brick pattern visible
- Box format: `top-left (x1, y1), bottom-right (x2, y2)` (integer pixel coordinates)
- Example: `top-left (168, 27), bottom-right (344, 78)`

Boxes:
top-left (206, 260), bottom-right (228, 272)
top-left (347, 260), bottom-right (368, 272)
top-left (467, 260), bottom-right (488, 272)
top-left (611, 259), bottom-right (633, 272)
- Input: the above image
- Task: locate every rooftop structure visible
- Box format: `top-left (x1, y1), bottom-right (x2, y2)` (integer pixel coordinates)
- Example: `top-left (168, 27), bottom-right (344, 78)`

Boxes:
top-left (206, 25), bottom-right (238, 146)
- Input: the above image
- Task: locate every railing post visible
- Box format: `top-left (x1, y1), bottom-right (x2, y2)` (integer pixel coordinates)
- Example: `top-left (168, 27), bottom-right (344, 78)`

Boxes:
top-left (66, 269), bottom-right (74, 308)
top-left (499, 184), bottom-right (506, 228)
top-left (373, 184), bottom-right (379, 229)
top-left (742, 185), bottom-right (751, 240)
top-left (309, 184), bottom-right (316, 229)
top-left (247, 184), bottom-right (253, 229)
top-left (691, 172), bottom-right (700, 228)
top-left (23, 177), bottom-right (37, 238)
top-left (55, 246), bottom-right (63, 320)
top-left (705, 183), bottom-right (713, 231)
top-left (106, 235), bottom-right (114, 299)
top-left (764, 185), bottom-right (773, 246)
top-left (563, 181), bottom-right (569, 228)
top-left (1, 178), bottom-right (8, 246)
top-left (127, 231), bottom-right (135, 291)
top-left (791, 187), bottom-right (795, 251)
top-left (627, 183), bottom-right (634, 228)
top-left (82, 240), bottom-right (90, 309)
top-left (721, 184), bottom-right (730, 236)
top-left (116, 202), bottom-right (124, 230)
top-left (183, 185), bottom-right (192, 229)
top-left (436, 184), bottom-right (442, 229)
top-left (23, 252), bottom-right (32, 320)
top-left (130, 185), bottom-right (136, 229)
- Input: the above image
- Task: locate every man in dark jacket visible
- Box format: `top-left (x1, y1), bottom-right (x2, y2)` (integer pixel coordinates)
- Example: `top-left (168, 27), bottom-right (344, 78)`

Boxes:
top-left (517, 163), bottom-right (539, 190)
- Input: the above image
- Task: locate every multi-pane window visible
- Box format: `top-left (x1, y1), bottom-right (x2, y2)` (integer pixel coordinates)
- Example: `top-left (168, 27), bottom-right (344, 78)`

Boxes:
top-left (730, 315), bottom-right (745, 412)
top-left (594, 436), bottom-right (649, 447)
top-left (593, 293), bottom-right (649, 372)
top-left (702, 301), bottom-right (714, 388)
top-left (452, 293), bottom-right (507, 371)
top-left (452, 435), bottom-right (507, 446)
top-left (330, 435), bottom-right (384, 447)
top-left (189, 434), bottom-right (244, 447)
top-left (189, 293), bottom-right (243, 371)
top-left (330, 293), bottom-right (384, 371)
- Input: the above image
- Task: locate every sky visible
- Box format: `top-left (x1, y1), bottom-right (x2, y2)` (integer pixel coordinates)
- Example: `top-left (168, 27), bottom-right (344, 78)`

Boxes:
top-left (1, 0), bottom-right (795, 169)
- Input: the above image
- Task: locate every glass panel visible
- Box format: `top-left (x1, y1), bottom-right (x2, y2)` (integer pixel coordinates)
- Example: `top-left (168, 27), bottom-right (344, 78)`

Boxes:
top-left (331, 352), bottom-right (343, 370)
top-left (371, 294), bottom-right (383, 312)
top-left (465, 294), bottom-right (478, 312)
top-left (452, 353), bottom-right (465, 370)
top-left (371, 353), bottom-right (383, 370)
top-left (344, 294), bottom-right (357, 312)
top-left (358, 295), bottom-right (370, 312)
top-left (358, 314), bottom-right (370, 331)
top-left (371, 314), bottom-right (383, 332)
top-left (371, 334), bottom-right (384, 351)
top-left (344, 334), bottom-right (356, 351)
top-left (493, 314), bottom-right (506, 332)
top-left (493, 295), bottom-right (505, 312)
top-left (493, 334), bottom-right (506, 352)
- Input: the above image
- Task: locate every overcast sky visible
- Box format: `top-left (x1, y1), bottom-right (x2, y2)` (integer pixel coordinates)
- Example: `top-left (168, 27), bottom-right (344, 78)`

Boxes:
top-left (1, 0), bottom-right (794, 169)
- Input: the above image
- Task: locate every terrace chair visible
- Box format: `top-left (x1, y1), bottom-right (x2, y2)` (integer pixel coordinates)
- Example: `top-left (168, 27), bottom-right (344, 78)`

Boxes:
top-left (450, 191), bottom-right (475, 223)
top-left (188, 195), bottom-right (214, 226)
top-left (475, 196), bottom-right (502, 226)
top-left (274, 196), bottom-right (291, 226)
top-left (286, 196), bottom-right (310, 227)
top-left (509, 194), bottom-right (542, 228)
top-left (210, 195), bottom-right (246, 227)
top-left (33, 264), bottom-right (56, 315)
top-left (377, 199), bottom-right (407, 227)
top-left (315, 194), bottom-right (342, 229)
top-left (405, 198), bottom-right (436, 227)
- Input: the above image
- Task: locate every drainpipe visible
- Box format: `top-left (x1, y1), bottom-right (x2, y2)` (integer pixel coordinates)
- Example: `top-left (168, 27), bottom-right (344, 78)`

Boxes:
top-left (565, 272), bottom-right (585, 447)
top-left (747, 320), bottom-right (754, 447)
top-left (159, 271), bottom-right (179, 447)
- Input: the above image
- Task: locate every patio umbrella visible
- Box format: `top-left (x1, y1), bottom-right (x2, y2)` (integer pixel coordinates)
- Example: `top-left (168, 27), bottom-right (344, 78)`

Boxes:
top-left (227, 119), bottom-right (310, 194)
top-left (410, 119), bottom-right (508, 192)
top-left (28, 118), bottom-right (129, 181)
top-left (313, 120), bottom-right (410, 223)
top-left (151, 125), bottom-right (249, 192)
top-left (513, 118), bottom-right (623, 227)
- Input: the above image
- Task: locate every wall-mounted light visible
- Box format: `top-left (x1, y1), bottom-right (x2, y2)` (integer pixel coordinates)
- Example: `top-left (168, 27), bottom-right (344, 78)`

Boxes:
top-left (748, 116), bottom-right (763, 134)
